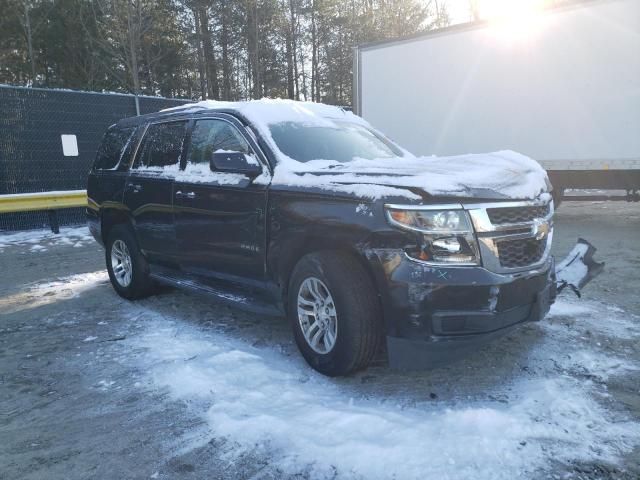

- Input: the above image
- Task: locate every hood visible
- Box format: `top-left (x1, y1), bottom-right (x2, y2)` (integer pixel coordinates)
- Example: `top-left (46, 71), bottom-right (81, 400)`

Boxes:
top-left (270, 150), bottom-right (551, 202)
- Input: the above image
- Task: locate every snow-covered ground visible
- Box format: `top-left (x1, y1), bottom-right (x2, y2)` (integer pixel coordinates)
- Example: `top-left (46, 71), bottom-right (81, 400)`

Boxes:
top-left (0, 226), bottom-right (94, 253)
top-left (1, 203), bottom-right (639, 479)
top-left (126, 297), bottom-right (639, 480)
top-left (4, 262), bottom-right (639, 479)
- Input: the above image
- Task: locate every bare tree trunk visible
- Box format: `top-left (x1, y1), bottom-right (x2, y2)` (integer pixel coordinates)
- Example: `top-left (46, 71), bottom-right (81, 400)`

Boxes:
top-left (289, 0), bottom-right (299, 99)
top-left (299, 30), bottom-right (308, 100)
top-left (311, 0), bottom-right (318, 102)
top-left (246, 0), bottom-right (260, 99)
top-left (199, 5), bottom-right (219, 100)
top-left (193, 8), bottom-right (207, 99)
top-left (285, 23), bottom-right (294, 99)
top-left (23, 2), bottom-right (37, 85)
top-left (126, 0), bottom-right (141, 95)
top-left (221, 2), bottom-right (232, 99)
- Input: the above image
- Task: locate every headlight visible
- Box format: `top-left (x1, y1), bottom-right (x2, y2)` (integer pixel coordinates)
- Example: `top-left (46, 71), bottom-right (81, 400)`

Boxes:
top-left (385, 206), bottom-right (480, 265)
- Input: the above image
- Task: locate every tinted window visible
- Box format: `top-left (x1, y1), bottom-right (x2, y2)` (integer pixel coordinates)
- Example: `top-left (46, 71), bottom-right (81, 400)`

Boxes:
top-left (135, 121), bottom-right (188, 168)
top-left (94, 127), bottom-right (134, 170)
top-left (269, 121), bottom-right (402, 163)
top-left (188, 119), bottom-right (251, 165)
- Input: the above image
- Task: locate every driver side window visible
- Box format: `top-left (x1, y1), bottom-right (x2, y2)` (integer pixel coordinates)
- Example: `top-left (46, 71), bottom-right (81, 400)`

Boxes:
top-left (188, 119), bottom-right (251, 166)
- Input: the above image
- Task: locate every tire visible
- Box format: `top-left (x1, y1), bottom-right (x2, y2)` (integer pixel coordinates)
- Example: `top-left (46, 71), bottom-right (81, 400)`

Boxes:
top-left (287, 251), bottom-right (383, 376)
top-left (105, 225), bottom-right (154, 300)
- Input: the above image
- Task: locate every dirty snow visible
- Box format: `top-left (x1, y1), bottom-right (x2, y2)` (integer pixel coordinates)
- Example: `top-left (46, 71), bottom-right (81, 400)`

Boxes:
top-left (0, 271), bottom-right (108, 315)
top-left (163, 99), bottom-right (549, 201)
top-left (123, 294), bottom-right (640, 480)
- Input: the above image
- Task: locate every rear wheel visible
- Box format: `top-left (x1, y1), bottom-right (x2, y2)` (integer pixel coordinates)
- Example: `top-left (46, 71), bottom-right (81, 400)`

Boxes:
top-left (105, 225), bottom-right (154, 300)
top-left (288, 252), bottom-right (383, 376)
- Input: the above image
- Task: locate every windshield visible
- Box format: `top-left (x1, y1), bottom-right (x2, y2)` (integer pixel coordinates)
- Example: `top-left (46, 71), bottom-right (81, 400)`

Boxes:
top-left (269, 120), bottom-right (403, 163)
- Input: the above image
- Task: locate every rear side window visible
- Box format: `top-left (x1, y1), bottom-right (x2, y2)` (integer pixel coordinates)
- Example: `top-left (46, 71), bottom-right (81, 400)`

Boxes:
top-left (94, 127), bottom-right (135, 170)
top-left (135, 121), bottom-right (188, 169)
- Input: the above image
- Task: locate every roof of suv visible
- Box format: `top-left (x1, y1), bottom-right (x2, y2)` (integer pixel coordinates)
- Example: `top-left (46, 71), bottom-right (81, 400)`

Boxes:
top-left (114, 99), bottom-right (362, 130)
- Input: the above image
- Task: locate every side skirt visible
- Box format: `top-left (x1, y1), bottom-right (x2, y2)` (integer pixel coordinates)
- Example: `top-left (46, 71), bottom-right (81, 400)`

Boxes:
top-left (149, 268), bottom-right (284, 317)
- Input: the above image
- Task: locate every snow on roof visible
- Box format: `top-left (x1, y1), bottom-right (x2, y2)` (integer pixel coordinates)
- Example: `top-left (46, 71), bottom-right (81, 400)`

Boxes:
top-left (162, 98), bottom-right (364, 127)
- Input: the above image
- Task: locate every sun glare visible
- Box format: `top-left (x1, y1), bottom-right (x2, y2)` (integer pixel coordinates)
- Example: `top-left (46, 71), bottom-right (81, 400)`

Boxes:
top-left (478, 0), bottom-right (548, 43)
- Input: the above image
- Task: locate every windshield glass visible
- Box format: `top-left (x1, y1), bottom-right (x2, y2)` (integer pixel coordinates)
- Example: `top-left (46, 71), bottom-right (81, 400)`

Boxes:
top-left (268, 120), bottom-right (403, 163)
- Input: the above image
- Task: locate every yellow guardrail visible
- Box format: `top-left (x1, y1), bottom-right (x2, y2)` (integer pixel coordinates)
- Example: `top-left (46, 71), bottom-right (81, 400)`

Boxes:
top-left (0, 190), bottom-right (87, 214)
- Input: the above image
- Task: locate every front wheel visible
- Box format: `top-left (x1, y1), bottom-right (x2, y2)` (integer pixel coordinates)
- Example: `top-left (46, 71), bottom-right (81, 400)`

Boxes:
top-left (288, 252), bottom-right (383, 376)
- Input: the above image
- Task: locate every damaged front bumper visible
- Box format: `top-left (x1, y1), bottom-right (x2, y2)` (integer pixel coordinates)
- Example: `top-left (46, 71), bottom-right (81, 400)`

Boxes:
top-left (378, 237), bottom-right (603, 371)
top-left (378, 252), bottom-right (556, 370)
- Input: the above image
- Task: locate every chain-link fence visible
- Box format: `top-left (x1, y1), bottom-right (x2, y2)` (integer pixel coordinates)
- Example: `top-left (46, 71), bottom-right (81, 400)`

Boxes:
top-left (0, 85), bottom-right (190, 232)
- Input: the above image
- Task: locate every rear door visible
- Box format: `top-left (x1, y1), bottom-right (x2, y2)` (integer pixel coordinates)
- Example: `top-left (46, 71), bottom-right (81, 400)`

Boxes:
top-left (124, 119), bottom-right (189, 263)
top-left (174, 116), bottom-right (269, 280)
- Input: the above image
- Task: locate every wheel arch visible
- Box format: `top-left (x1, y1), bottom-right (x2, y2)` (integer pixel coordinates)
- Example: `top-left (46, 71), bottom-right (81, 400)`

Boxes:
top-left (100, 208), bottom-right (135, 244)
top-left (274, 238), bottom-right (385, 326)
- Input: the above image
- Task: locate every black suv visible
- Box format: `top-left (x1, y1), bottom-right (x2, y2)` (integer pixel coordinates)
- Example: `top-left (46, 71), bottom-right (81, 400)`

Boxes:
top-left (87, 100), bottom-right (556, 376)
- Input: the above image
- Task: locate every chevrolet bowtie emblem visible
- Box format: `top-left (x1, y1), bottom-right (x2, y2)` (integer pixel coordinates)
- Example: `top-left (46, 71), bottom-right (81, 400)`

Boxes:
top-left (532, 218), bottom-right (550, 240)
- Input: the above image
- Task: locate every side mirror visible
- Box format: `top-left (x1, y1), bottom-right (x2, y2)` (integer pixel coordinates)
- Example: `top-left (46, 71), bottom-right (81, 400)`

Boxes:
top-left (210, 151), bottom-right (262, 177)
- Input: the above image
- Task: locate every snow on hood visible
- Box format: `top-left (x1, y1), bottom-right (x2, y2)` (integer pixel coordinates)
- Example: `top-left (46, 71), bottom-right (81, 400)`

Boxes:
top-left (270, 150), bottom-right (549, 201)
top-left (163, 99), bottom-right (550, 201)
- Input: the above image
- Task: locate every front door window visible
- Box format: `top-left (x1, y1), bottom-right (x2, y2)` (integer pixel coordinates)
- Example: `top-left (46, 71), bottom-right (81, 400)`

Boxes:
top-left (188, 119), bottom-right (251, 165)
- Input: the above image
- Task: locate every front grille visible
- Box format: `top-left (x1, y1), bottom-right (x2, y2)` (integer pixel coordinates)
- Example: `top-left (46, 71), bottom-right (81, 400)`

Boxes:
top-left (497, 237), bottom-right (547, 268)
top-left (487, 204), bottom-right (550, 225)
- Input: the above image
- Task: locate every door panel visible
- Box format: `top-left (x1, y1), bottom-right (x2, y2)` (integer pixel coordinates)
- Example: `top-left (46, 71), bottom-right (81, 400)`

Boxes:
top-left (123, 120), bottom-right (188, 262)
top-left (124, 174), bottom-right (176, 260)
top-left (175, 117), bottom-right (269, 280)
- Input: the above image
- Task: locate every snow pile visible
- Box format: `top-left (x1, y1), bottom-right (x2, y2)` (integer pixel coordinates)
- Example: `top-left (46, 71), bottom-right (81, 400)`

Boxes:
top-left (163, 99), bottom-right (549, 200)
top-left (0, 226), bottom-right (94, 252)
top-left (129, 296), bottom-right (640, 479)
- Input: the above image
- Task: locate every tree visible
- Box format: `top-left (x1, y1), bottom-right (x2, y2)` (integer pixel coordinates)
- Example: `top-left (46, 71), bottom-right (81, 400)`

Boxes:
top-left (1, 0), bottom-right (453, 105)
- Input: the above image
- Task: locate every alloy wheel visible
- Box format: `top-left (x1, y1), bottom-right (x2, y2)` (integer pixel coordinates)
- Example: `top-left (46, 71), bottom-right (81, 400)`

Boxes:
top-left (111, 239), bottom-right (133, 287)
top-left (297, 277), bottom-right (338, 354)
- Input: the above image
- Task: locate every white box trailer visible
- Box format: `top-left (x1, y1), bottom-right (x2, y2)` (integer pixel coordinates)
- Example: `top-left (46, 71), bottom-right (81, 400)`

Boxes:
top-left (354, 0), bottom-right (640, 200)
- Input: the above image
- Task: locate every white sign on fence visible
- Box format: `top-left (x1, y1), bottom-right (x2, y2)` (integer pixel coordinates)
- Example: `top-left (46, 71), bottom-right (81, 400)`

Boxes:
top-left (61, 134), bottom-right (79, 157)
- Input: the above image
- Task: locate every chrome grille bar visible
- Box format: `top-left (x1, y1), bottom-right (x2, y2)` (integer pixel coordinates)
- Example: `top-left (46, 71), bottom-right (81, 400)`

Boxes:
top-left (465, 198), bottom-right (554, 273)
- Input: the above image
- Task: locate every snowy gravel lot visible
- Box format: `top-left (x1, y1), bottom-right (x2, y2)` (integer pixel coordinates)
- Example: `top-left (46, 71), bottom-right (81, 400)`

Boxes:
top-left (1, 202), bottom-right (639, 479)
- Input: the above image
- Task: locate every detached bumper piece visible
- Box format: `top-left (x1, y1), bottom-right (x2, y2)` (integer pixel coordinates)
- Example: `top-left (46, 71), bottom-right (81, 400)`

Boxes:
top-left (555, 238), bottom-right (604, 297)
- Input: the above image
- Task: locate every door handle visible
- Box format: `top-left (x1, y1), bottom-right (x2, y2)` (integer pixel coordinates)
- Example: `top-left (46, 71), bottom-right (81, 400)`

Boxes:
top-left (176, 190), bottom-right (196, 199)
top-left (127, 183), bottom-right (143, 193)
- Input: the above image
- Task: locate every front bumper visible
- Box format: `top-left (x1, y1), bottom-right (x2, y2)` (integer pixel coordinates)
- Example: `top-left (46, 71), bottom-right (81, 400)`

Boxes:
top-left (369, 250), bottom-right (556, 370)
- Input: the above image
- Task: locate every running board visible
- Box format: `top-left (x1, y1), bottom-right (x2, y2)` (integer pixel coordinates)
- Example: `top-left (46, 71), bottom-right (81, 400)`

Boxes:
top-left (149, 271), bottom-right (284, 316)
